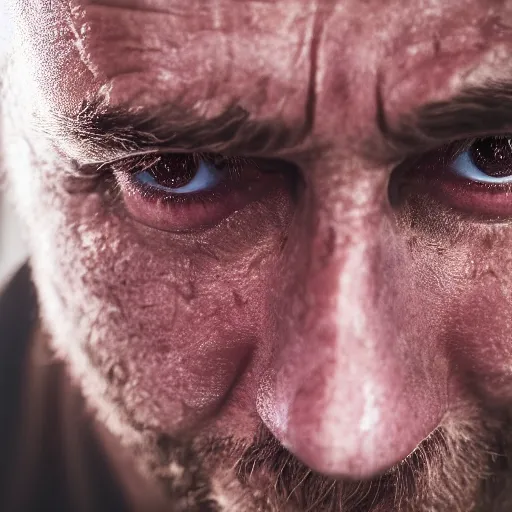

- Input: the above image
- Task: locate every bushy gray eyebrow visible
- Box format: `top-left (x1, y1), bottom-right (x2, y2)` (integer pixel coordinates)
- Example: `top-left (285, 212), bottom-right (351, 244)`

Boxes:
top-left (66, 95), bottom-right (309, 160)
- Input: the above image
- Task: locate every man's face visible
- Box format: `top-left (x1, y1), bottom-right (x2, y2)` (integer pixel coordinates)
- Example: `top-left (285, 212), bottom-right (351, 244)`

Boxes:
top-left (3, 0), bottom-right (512, 510)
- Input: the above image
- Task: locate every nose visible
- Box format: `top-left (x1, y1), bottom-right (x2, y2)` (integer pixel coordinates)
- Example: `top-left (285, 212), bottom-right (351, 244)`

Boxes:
top-left (257, 211), bottom-right (448, 479)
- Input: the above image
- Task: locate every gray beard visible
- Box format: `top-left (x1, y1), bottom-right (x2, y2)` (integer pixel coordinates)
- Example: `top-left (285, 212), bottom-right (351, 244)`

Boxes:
top-left (130, 403), bottom-right (512, 512)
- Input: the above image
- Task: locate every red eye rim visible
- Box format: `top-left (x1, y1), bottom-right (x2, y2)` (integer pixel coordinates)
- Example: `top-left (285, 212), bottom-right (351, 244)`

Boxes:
top-left (112, 152), bottom-right (297, 232)
top-left (432, 175), bottom-right (512, 218)
top-left (390, 138), bottom-right (512, 220)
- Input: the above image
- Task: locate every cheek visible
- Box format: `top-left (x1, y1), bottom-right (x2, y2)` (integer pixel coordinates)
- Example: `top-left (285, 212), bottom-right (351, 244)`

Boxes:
top-left (402, 221), bottom-right (512, 405)
top-left (25, 171), bottom-right (290, 436)
top-left (442, 236), bottom-right (512, 403)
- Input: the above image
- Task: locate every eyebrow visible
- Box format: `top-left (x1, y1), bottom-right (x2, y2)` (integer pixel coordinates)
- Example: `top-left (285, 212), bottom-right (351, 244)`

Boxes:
top-left (375, 80), bottom-right (512, 162)
top-left (65, 81), bottom-right (512, 165)
top-left (65, 95), bottom-right (309, 162)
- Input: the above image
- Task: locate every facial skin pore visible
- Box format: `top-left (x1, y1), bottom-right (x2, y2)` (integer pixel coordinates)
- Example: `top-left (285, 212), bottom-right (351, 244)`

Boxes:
top-left (3, 0), bottom-right (512, 510)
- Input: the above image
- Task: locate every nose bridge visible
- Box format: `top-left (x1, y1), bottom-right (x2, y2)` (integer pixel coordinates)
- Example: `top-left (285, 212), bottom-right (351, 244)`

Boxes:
top-left (258, 204), bottom-right (448, 478)
top-left (305, 202), bottom-right (392, 368)
top-left (334, 235), bottom-right (379, 344)
top-left (298, 214), bottom-right (399, 413)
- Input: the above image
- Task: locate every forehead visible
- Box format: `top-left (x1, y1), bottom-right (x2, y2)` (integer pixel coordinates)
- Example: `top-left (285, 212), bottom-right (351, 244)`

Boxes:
top-left (8, 0), bottom-right (512, 155)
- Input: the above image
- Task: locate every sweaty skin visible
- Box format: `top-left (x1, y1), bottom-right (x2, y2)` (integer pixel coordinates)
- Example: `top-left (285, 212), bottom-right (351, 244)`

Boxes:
top-left (3, 0), bottom-right (512, 510)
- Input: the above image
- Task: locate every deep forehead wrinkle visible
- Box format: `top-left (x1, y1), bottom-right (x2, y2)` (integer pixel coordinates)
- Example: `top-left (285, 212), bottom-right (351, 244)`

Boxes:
top-left (57, 0), bottom-right (317, 124)
top-left (62, 0), bottom-right (510, 96)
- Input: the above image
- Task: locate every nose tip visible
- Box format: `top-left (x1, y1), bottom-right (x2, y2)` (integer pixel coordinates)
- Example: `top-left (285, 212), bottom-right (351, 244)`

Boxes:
top-left (287, 398), bottom-right (439, 480)
top-left (260, 360), bottom-right (446, 480)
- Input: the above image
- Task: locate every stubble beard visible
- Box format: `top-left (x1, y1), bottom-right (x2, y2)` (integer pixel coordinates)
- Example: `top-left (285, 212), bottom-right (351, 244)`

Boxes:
top-left (124, 401), bottom-right (512, 512)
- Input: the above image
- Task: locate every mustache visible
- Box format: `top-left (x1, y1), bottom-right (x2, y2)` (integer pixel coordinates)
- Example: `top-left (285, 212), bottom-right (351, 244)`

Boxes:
top-left (231, 420), bottom-right (479, 512)
top-left (146, 402), bottom-right (508, 512)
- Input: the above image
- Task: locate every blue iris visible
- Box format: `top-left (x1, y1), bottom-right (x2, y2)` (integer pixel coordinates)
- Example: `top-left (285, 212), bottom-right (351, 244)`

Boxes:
top-left (452, 150), bottom-right (512, 184)
top-left (135, 158), bottom-right (223, 194)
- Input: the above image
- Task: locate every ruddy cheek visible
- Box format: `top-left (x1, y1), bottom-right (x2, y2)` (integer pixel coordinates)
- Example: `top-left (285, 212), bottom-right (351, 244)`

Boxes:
top-left (444, 271), bottom-right (512, 403)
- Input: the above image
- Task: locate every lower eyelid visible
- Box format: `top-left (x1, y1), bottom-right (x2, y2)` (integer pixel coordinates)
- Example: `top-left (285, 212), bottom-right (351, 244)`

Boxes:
top-left (388, 149), bottom-right (512, 222)
top-left (115, 162), bottom-right (293, 233)
top-left (416, 164), bottom-right (512, 220)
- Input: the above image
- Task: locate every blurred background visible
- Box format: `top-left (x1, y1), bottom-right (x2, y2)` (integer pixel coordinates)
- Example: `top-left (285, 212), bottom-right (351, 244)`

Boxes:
top-left (0, 8), bottom-right (25, 286)
top-left (0, 195), bottom-right (26, 286)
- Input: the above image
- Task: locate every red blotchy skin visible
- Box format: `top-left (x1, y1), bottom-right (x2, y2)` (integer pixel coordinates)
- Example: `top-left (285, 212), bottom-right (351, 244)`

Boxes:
top-left (4, 0), bottom-right (512, 505)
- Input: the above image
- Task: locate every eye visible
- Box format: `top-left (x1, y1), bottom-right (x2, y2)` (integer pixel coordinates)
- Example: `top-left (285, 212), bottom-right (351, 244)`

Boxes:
top-left (133, 154), bottom-right (224, 194)
top-left (394, 136), bottom-right (512, 219)
top-left (451, 138), bottom-right (512, 184)
top-left (113, 152), bottom-right (295, 232)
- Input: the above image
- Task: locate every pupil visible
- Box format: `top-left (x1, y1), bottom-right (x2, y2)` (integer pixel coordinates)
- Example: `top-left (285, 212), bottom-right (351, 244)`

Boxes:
top-left (470, 137), bottom-right (512, 178)
top-left (149, 154), bottom-right (198, 188)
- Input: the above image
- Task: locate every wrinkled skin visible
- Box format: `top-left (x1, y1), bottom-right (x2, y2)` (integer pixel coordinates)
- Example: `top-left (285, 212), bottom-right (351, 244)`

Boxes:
top-left (3, 0), bottom-right (512, 510)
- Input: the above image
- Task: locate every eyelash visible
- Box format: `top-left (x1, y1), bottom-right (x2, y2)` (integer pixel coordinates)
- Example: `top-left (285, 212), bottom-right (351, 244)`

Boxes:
top-left (111, 152), bottom-right (248, 204)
